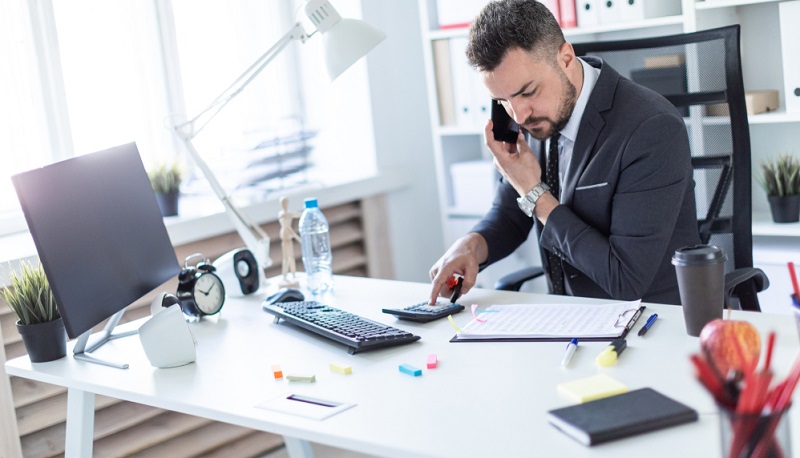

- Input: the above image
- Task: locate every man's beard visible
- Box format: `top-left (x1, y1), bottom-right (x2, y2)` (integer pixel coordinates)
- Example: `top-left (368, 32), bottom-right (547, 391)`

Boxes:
top-left (522, 70), bottom-right (578, 141)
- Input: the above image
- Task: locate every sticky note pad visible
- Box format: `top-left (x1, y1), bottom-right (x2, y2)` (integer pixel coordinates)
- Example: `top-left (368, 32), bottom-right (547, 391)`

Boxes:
top-left (286, 373), bottom-right (316, 383)
top-left (329, 362), bottom-right (352, 374)
top-left (557, 374), bottom-right (628, 403)
top-left (271, 364), bottom-right (283, 379)
top-left (399, 364), bottom-right (422, 377)
top-left (427, 354), bottom-right (438, 369)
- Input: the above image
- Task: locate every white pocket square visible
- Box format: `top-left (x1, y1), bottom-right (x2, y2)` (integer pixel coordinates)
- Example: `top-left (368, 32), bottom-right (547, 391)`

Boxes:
top-left (575, 182), bottom-right (608, 191)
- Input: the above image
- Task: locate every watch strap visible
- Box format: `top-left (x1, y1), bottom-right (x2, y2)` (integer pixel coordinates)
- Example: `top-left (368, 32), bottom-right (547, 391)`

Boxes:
top-left (516, 183), bottom-right (550, 217)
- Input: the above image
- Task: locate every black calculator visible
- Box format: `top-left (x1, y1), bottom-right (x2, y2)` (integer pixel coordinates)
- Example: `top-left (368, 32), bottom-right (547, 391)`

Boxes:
top-left (382, 302), bottom-right (465, 323)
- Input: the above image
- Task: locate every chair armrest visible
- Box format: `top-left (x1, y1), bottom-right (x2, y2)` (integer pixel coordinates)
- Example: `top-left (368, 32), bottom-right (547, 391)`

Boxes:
top-left (725, 267), bottom-right (769, 312)
top-left (494, 267), bottom-right (545, 292)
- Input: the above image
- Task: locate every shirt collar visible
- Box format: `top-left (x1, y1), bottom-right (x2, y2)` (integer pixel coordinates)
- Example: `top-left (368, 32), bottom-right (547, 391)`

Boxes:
top-left (559, 57), bottom-right (599, 144)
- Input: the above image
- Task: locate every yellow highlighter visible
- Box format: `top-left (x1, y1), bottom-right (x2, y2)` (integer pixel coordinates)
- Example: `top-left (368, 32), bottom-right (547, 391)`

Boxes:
top-left (596, 338), bottom-right (627, 367)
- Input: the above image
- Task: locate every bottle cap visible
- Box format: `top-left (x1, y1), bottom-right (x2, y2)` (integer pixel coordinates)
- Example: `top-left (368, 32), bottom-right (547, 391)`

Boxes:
top-left (304, 198), bottom-right (318, 208)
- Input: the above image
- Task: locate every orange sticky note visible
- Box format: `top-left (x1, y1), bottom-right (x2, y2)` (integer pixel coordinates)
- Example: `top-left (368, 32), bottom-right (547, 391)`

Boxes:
top-left (272, 364), bottom-right (283, 379)
top-left (427, 354), bottom-right (438, 369)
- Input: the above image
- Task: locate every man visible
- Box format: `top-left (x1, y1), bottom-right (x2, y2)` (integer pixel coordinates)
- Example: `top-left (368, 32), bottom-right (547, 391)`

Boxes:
top-left (428, 0), bottom-right (700, 305)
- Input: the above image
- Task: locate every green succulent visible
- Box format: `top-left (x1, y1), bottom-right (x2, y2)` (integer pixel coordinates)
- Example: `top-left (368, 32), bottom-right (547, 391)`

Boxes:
top-left (758, 154), bottom-right (800, 197)
top-left (148, 162), bottom-right (184, 194)
top-left (2, 261), bottom-right (60, 325)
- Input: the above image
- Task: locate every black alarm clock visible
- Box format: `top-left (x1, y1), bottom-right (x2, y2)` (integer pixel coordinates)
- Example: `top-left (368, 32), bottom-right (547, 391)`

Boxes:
top-left (176, 253), bottom-right (226, 319)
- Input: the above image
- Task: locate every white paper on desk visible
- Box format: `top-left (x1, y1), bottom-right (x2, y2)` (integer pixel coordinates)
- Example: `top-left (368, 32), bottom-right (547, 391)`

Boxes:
top-left (455, 300), bottom-right (641, 339)
top-left (257, 393), bottom-right (356, 421)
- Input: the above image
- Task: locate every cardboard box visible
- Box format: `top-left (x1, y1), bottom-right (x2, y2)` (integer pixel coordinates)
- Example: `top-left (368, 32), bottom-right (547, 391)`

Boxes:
top-left (645, 54), bottom-right (686, 69)
top-left (450, 160), bottom-right (497, 214)
top-left (705, 90), bottom-right (779, 116)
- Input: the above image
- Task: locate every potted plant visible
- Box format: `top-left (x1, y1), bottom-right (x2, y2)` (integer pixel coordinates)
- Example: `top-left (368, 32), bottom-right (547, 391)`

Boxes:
top-left (758, 154), bottom-right (800, 223)
top-left (148, 162), bottom-right (184, 217)
top-left (2, 261), bottom-right (66, 362)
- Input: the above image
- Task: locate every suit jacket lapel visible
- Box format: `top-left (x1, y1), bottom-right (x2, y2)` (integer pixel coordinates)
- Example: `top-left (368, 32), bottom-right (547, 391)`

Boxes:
top-left (562, 57), bottom-right (619, 206)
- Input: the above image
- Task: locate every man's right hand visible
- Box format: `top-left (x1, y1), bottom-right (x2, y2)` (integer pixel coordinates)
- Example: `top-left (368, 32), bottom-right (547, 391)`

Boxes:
top-left (428, 233), bottom-right (489, 304)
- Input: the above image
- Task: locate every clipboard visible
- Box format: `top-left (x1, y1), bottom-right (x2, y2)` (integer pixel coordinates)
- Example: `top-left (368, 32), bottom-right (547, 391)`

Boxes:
top-left (449, 301), bottom-right (645, 343)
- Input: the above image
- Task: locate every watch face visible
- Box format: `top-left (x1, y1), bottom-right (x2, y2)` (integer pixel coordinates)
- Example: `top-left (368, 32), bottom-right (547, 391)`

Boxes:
top-left (193, 273), bottom-right (225, 315)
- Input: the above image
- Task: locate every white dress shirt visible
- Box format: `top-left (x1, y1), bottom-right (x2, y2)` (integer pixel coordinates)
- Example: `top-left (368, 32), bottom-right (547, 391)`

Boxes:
top-left (547, 57), bottom-right (600, 201)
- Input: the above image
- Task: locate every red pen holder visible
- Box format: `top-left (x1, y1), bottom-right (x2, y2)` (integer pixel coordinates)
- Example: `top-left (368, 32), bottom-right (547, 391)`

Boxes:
top-left (719, 404), bottom-right (792, 458)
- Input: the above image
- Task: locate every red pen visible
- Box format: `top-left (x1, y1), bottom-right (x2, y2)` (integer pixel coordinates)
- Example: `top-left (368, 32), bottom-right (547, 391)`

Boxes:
top-left (788, 262), bottom-right (800, 302)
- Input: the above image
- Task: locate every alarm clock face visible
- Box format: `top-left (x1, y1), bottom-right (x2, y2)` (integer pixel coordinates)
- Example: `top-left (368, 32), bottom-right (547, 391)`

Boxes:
top-left (193, 273), bottom-right (225, 315)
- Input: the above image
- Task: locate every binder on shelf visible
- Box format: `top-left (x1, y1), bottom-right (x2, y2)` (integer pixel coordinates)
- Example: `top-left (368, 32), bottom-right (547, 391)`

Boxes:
top-left (448, 37), bottom-right (474, 127)
top-left (436, 0), bottom-right (488, 30)
top-left (471, 81), bottom-right (491, 128)
top-left (559, 0), bottom-right (578, 28)
top-left (576, 0), bottom-right (599, 27)
top-left (432, 39), bottom-right (456, 126)
top-left (598, 0), bottom-right (621, 25)
top-left (619, 0), bottom-right (681, 22)
top-left (448, 37), bottom-right (492, 130)
top-left (544, 0), bottom-right (562, 27)
top-left (779, 1), bottom-right (800, 113)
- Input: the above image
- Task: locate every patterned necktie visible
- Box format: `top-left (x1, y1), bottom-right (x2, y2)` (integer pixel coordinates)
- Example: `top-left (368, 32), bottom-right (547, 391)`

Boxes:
top-left (545, 133), bottom-right (565, 295)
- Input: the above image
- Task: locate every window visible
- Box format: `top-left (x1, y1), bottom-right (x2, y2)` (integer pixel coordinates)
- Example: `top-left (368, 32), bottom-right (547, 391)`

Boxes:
top-left (0, 0), bottom-right (376, 237)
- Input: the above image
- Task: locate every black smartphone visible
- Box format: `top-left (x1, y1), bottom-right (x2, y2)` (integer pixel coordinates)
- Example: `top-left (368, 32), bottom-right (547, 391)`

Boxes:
top-left (491, 100), bottom-right (519, 143)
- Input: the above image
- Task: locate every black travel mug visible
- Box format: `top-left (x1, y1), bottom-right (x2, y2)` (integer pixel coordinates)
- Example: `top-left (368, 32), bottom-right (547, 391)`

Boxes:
top-left (671, 245), bottom-right (727, 337)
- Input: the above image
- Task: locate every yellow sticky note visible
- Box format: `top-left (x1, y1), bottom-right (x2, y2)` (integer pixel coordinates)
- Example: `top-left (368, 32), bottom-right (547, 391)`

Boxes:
top-left (557, 373), bottom-right (628, 403)
top-left (329, 362), bottom-right (352, 374)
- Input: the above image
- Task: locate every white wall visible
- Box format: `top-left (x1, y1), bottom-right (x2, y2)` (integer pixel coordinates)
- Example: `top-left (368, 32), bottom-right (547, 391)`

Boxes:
top-left (361, 1), bottom-right (445, 283)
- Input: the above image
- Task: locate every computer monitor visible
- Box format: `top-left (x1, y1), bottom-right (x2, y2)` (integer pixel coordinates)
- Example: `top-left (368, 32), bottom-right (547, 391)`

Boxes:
top-left (12, 142), bottom-right (181, 368)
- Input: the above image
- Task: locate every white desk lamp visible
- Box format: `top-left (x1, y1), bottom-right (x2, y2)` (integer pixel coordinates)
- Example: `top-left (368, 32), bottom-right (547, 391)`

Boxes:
top-left (174, 0), bottom-right (385, 276)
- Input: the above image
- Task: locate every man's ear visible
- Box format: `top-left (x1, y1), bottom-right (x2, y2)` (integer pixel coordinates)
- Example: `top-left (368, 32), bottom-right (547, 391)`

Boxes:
top-left (559, 42), bottom-right (577, 70)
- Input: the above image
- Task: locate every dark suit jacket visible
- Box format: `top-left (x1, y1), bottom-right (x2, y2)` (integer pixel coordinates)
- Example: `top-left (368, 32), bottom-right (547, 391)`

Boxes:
top-left (472, 58), bottom-right (700, 305)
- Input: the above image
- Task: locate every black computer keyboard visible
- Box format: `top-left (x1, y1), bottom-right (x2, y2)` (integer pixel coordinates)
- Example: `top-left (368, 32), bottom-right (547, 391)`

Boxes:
top-left (262, 300), bottom-right (421, 354)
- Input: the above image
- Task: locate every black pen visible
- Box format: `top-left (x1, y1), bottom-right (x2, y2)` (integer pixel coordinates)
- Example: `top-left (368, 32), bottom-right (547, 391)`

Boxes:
top-left (624, 306), bottom-right (645, 333)
top-left (638, 313), bottom-right (658, 336)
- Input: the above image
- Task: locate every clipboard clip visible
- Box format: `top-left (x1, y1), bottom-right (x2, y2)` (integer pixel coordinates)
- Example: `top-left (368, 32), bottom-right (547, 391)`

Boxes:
top-left (613, 306), bottom-right (645, 330)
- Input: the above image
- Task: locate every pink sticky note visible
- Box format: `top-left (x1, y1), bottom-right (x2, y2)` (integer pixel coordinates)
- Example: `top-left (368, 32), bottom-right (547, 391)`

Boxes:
top-left (427, 354), bottom-right (438, 369)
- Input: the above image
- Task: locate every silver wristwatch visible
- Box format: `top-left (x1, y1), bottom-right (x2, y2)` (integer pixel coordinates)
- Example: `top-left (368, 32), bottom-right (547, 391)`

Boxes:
top-left (516, 183), bottom-right (551, 217)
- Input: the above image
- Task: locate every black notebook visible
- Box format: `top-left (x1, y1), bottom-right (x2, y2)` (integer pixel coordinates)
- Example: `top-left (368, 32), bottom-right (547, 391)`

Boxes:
top-left (547, 388), bottom-right (698, 446)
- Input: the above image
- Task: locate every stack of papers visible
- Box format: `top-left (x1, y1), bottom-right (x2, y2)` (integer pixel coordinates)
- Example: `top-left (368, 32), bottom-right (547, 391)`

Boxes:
top-left (451, 300), bottom-right (642, 342)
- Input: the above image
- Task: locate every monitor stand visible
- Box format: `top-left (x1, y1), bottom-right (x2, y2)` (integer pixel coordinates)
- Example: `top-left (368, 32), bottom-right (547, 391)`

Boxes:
top-left (72, 310), bottom-right (137, 369)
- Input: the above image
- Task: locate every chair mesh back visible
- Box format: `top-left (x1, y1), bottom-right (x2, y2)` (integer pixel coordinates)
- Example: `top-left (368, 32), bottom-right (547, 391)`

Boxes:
top-left (573, 26), bottom-right (752, 273)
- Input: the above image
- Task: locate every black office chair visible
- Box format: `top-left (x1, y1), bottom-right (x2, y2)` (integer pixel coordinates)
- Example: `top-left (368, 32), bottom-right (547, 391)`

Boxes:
top-left (494, 25), bottom-right (768, 311)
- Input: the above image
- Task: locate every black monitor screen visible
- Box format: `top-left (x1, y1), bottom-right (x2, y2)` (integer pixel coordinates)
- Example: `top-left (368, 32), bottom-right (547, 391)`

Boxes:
top-left (12, 142), bottom-right (181, 339)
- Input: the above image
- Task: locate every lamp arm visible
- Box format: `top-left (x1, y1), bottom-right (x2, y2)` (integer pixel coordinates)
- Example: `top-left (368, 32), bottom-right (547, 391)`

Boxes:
top-left (173, 21), bottom-right (308, 273)
top-left (176, 135), bottom-right (273, 271)
top-left (176, 22), bottom-right (307, 139)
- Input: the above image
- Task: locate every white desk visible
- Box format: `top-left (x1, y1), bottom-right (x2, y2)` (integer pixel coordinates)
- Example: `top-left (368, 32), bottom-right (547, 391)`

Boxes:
top-left (6, 276), bottom-right (800, 457)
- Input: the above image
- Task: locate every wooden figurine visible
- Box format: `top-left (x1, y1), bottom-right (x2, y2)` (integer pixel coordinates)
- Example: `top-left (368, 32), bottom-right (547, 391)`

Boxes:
top-left (278, 196), bottom-right (302, 288)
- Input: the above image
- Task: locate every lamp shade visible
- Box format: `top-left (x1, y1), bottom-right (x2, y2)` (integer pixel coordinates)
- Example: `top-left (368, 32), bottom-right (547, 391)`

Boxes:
top-left (304, 0), bottom-right (386, 80)
top-left (322, 17), bottom-right (386, 80)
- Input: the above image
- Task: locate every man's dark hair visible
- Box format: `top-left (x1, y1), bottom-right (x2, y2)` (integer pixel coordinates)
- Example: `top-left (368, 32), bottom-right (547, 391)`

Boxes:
top-left (466, 0), bottom-right (565, 72)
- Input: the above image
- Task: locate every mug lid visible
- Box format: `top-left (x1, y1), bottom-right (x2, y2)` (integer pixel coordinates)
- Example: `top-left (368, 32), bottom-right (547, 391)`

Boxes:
top-left (671, 245), bottom-right (727, 266)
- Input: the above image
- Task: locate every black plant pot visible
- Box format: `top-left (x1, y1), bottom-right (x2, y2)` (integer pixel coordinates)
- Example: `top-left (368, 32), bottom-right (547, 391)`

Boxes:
top-left (16, 317), bottom-right (67, 363)
top-left (768, 194), bottom-right (800, 223)
top-left (155, 191), bottom-right (180, 217)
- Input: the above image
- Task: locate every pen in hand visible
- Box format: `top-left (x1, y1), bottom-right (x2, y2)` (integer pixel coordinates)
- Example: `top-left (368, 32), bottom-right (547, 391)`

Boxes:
top-left (638, 313), bottom-right (658, 337)
top-left (561, 338), bottom-right (578, 367)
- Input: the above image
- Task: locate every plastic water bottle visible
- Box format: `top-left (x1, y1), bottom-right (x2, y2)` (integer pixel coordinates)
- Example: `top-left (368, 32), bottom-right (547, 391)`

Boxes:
top-left (299, 198), bottom-right (334, 295)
